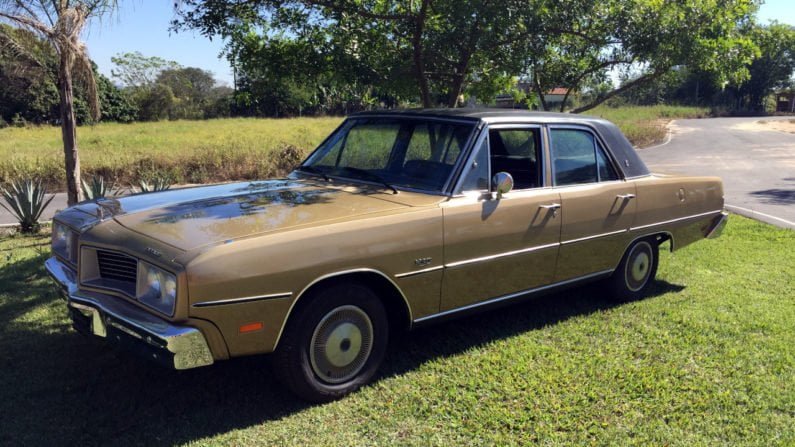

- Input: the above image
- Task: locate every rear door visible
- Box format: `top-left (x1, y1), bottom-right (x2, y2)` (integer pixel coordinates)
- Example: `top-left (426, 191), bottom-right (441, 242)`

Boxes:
top-left (548, 126), bottom-right (636, 282)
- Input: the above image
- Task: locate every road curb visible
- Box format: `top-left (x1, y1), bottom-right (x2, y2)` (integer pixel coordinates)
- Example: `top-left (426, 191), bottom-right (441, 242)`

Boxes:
top-left (639, 120), bottom-right (676, 150)
top-left (726, 205), bottom-right (795, 230)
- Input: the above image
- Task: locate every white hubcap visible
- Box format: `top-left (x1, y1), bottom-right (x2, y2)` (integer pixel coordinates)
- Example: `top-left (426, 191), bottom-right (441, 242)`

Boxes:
top-left (324, 322), bottom-right (363, 368)
top-left (631, 252), bottom-right (650, 282)
top-left (625, 242), bottom-right (653, 292)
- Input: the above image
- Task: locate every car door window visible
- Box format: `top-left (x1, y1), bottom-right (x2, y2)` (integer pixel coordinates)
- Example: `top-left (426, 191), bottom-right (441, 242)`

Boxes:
top-left (488, 128), bottom-right (541, 189)
top-left (550, 128), bottom-right (621, 186)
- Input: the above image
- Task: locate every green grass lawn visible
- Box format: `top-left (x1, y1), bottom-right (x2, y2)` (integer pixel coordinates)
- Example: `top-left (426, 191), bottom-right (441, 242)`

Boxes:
top-left (0, 214), bottom-right (792, 446)
top-left (0, 106), bottom-right (707, 190)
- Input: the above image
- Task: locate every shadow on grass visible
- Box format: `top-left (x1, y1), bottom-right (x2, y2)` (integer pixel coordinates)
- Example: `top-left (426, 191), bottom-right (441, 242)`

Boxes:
top-left (0, 257), bottom-right (684, 446)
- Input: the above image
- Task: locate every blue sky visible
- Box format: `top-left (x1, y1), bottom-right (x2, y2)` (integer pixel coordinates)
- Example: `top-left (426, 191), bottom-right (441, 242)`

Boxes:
top-left (84, 0), bottom-right (795, 88)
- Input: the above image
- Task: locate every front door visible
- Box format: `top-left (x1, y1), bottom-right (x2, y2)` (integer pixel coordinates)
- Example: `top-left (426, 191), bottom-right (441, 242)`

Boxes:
top-left (440, 126), bottom-right (562, 311)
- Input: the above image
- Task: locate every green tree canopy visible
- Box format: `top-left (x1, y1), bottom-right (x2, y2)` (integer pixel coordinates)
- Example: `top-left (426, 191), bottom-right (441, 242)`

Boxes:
top-left (175, 0), bottom-right (760, 112)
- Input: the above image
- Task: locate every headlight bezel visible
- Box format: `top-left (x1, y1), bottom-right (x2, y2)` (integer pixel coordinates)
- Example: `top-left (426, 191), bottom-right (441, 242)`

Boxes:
top-left (136, 260), bottom-right (178, 317)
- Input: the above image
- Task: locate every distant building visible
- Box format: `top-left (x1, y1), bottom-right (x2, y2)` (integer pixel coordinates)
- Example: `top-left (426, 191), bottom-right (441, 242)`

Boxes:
top-left (776, 91), bottom-right (795, 113)
top-left (494, 83), bottom-right (571, 110)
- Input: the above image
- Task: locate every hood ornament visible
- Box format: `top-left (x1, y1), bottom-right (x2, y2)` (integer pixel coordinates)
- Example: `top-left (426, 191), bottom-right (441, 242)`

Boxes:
top-left (95, 198), bottom-right (122, 221)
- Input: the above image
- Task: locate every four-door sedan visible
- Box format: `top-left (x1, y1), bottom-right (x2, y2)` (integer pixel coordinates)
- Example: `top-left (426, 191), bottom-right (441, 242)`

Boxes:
top-left (46, 109), bottom-right (727, 401)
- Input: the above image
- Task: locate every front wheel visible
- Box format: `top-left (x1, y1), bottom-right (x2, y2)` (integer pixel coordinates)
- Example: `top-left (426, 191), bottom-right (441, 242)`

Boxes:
top-left (604, 238), bottom-right (659, 302)
top-left (272, 282), bottom-right (388, 402)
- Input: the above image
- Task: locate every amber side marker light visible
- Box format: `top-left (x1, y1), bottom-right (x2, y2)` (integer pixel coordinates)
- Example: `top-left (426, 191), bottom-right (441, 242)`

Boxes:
top-left (239, 322), bottom-right (264, 333)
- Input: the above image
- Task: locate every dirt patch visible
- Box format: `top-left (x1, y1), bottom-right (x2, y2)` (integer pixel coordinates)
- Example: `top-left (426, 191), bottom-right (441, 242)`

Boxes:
top-left (734, 119), bottom-right (795, 134)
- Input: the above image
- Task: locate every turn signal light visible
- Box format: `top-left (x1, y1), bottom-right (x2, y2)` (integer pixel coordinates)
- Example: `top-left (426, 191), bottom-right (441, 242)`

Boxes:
top-left (239, 322), bottom-right (264, 333)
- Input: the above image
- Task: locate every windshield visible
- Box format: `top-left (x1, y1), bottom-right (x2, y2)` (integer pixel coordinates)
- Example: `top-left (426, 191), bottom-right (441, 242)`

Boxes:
top-left (300, 118), bottom-right (477, 192)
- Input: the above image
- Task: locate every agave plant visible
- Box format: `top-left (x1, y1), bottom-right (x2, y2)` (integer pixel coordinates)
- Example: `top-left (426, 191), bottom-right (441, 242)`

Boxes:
top-left (0, 179), bottom-right (55, 233)
top-left (81, 175), bottom-right (116, 200)
top-left (136, 174), bottom-right (173, 193)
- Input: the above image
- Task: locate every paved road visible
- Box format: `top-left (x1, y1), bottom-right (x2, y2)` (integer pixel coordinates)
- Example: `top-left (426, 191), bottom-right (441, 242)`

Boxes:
top-left (0, 191), bottom-right (68, 227)
top-left (638, 116), bottom-right (795, 230)
top-left (3, 117), bottom-right (794, 228)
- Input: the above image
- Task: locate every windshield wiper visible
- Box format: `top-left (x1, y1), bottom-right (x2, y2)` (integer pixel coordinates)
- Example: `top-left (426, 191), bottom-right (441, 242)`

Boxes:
top-left (297, 165), bottom-right (330, 181)
top-left (339, 167), bottom-right (399, 195)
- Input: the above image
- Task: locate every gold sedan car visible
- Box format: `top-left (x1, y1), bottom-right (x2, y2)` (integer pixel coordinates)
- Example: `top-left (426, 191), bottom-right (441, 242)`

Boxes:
top-left (46, 109), bottom-right (727, 401)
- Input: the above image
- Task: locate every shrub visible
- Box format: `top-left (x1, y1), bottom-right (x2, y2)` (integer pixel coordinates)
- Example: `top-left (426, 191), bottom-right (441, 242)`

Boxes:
top-left (81, 175), bottom-right (116, 200)
top-left (0, 178), bottom-right (54, 233)
top-left (136, 173), bottom-right (173, 193)
top-left (274, 144), bottom-right (305, 175)
top-left (11, 113), bottom-right (27, 128)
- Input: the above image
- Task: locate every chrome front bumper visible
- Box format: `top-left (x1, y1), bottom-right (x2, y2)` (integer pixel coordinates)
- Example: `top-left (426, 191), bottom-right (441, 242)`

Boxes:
top-left (706, 211), bottom-right (730, 239)
top-left (45, 257), bottom-right (214, 370)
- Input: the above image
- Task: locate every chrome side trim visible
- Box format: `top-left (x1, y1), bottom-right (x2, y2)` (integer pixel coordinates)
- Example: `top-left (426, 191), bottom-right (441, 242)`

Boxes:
top-left (445, 242), bottom-right (560, 268)
top-left (273, 268), bottom-right (413, 350)
top-left (395, 265), bottom-right (444, 278)
top-left (414, 269), bottom-right (614, 324)
top-left (192, 292), bottom-right (293, 308)
top-left (561, 229), bottom-right (628, 245)
top-left (631, 209), bottom-right (723, 231)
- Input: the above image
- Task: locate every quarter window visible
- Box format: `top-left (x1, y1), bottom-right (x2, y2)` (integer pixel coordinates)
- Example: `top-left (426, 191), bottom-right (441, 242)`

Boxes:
top-left (459, 138), bottom-right (490, 192)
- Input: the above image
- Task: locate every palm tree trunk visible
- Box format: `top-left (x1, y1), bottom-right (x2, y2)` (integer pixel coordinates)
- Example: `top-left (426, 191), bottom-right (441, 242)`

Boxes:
top-left (58, 53), bottom-right (82, 206)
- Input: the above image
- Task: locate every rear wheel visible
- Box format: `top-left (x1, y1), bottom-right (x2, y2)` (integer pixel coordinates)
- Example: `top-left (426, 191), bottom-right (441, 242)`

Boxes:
top-left (605, 238), bottom-right (659, 302)
top-left (273, 282), bottom-right (388, 402)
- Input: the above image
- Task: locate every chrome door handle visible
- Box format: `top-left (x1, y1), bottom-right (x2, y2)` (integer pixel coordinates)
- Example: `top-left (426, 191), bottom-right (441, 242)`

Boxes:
top-left (616, 194), bottom-right (636, 200)
top-left (539, 203), bottom-right (561, 217)
top-left (539, 203), bottom-right (561, 209)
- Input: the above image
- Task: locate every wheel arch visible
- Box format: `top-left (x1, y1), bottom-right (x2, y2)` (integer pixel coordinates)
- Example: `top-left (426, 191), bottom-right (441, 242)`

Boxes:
top-left (624, 231), bottom-right (674, 256)
top-left (273, 269), bottom-right (413, 350)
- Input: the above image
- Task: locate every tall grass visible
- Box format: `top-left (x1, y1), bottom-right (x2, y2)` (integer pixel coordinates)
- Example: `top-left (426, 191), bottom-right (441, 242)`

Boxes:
top-left (0, 107), bottom-right (708, 190)
top-left (589, 105), bottom-right (710, 148)
top-left (0, 117), bottom-right (343, 189)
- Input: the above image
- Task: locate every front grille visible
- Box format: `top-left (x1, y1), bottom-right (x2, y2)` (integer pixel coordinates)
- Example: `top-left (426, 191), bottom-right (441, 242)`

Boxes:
top-left (96, 250), bottom-right (138, 285)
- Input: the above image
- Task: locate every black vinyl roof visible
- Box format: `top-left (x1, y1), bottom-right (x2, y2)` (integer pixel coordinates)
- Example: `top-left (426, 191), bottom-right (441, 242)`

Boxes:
top-left (350, 108), bottom-right (651, 178)
top-left (350, 107), bottom-right (602, 122)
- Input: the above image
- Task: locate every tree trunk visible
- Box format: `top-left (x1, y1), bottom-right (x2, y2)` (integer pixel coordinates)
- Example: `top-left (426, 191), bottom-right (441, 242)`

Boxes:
top-left (58, 53), bottom-right (82, 206)
top-left (571, 70), bottom-right (668, 114)
top-left (533, 75), bottom-right (549, 111)
top-left (411, 0), bottom-right (431, 108)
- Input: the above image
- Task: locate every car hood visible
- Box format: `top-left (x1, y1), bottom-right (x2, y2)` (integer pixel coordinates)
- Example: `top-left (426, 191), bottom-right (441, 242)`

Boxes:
top-left (78, 180), bottom-right (418, 251)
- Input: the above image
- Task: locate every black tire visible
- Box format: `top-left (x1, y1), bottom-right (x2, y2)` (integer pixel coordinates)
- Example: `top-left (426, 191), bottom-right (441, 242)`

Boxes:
top-left (604, 238), bottom-right (659, 302)
top-left (272, 282), bottom-right (388, 402)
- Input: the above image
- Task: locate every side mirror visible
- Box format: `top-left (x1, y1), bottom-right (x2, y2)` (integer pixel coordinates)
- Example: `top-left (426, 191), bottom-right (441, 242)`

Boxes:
top-left (492, 172), bottom-right (514, 199)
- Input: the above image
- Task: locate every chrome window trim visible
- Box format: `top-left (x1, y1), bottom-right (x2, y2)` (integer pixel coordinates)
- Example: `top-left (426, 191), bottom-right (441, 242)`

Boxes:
top-left (394, 265), bottom-right (444, 278)
top-left (413, 269), bottom-right (614, 324)
top-left (452, 123), bottom-right (547, 195)
top-left (300, 116), bottom-right (479, 196)
top-left (631, 209), bottom-right (723, 231)
top-left (547, 124), bottom-right (626, 184)
top-left (451, 126), bottom-right (490, 195)
top-left (192, 292), bottom-right (294, 308)
top-left (444, 242), bottom-right (560, 268)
